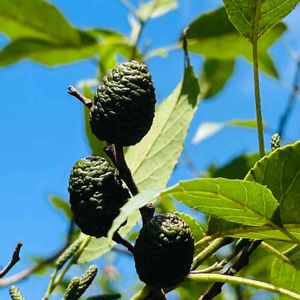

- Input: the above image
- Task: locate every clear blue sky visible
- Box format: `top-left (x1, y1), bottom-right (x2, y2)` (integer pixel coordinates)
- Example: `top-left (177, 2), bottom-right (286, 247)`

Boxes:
top-left (1, 0), bottom-right (300, 299)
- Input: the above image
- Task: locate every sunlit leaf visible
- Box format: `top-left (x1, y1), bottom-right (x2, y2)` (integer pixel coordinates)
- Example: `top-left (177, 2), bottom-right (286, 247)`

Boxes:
top-left (0, 0), bottom-right (80, 44)
top-left (0, 31), bottom-right (98, 66)
top-left (78, 190), bottom-right (159, 263)
top-left (160, 178), bottom-right (278, 226)
top-left (126, 65), bottom-right (201, 190)
top-left (223, 0), bottom-right (300, 41)
top-left (192, 122), bottom-right (224, 144)
top-left (246, 141), bottom-right (300, 224)
top-left (192, 120), bottom-right (257, 144)
top-left (137, 0), bottom-right (178, 21)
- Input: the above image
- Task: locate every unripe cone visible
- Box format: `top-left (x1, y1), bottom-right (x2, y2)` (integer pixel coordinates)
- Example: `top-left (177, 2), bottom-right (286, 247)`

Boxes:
top-left (90, 60), bottom-right (156, 146)
top-left (134, 214), bottom-right (194, 288)
top-left (68, 156), bottom-right (130, 238)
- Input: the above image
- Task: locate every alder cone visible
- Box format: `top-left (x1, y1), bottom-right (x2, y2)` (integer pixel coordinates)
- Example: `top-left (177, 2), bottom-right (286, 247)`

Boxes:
top-left (68, 156), bottom-right (130, 238)
top-left (134, 214), bottom-right (194, 288)
top-left (90, 60), bottom-right (156, 146)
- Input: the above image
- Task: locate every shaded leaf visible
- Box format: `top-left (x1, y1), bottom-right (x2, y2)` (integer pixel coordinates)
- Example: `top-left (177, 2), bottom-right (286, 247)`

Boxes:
top-left (49, 195), bottom-right (72, 220)
top-left (186, 7), bottom-right (286, 77)
top-left (137, 0), bottom-right (178, 21)
top-left (246, 141), bottom-right (300, 224)
top-left (82, 86), bottom-right (107, 157)
top-left (0, 0), bottom-right (80, 44)
top-left (207, 152), bottom-right (259, 179)
top-left (160, 178), bottom-right (278, 226)
top-left (271, 257), bottom-right (300, 299)
top-left (223, 0), bottom-right (300, 41)
top-left (126, 65), bottom-right (201, 190)
top-left (200, 59), bottom-right (235, 99)
top-left (210, 223), bottom-right (300, 243)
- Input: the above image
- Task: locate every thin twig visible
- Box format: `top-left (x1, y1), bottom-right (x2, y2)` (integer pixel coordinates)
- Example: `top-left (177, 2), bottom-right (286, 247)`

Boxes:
top-left (68, 86), bottom-right (93, 109)
top-left (199, 240), bottom-right (261, 300)
top-left (0, 243), bottom-right (68, 288)
top-left (104, 144), bottom-right (154, 224)
top-left (0, 242), bottom-right (23, 279)
top-left (0, 222), bottom-right (75, 287)
top-left (113, 232), bottom-right (134, 253)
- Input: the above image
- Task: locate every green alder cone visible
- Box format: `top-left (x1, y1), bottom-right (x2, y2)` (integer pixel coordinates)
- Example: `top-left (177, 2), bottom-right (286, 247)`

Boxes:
top-left (134, 213), bottom-right (194, 288)
top-left (90, 60), bottom-right (156, 146)
top-left (68, 156), bottom-right (130, 238)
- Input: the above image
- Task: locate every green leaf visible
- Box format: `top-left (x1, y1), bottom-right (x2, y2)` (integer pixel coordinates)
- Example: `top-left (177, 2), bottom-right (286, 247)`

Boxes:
top-left (174, 212), bottom-right (204, 242)
top-left (223, 0), bottom-right (300, 41)
top-left (271, 257), bottom-right (300, 299)
top-left (186, 7), bottom-right (286, 77)
top-left (228, 119), bottom-right (258, 128)
top-left (207, 153), bottom-right (259, 180)
top-left (0, 31), bottom-right (99, 66)
top-left (78, 235), bottom-right (114, 264)
top-left (126, 65), bottom-right (201, 190)
top-left (200, 59), bottom-right (235, 99)
top-left (192, 120), bottom-right (257, 144)
top-left (160, 178), bottom-right (279, 226)
top-left (49, 195), bottom-right (72, 220)
top-left (78, 190), bottom-right (159, 263)
top-left (210, 223), bottom-right (300, 243)
top-left (0, 0), bottom-right (80, 44)
top-left (82, 86), bottom-right (107, 157)
top-left (137, 0), bottom-right (178, 21)
top-left (107, 189), bottom-right (160, 240)
top-left (246, 141), bottom-right (300, 224)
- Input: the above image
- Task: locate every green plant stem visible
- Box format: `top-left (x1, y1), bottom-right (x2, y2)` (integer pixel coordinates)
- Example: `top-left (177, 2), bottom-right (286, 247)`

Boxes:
top-left (191, 273), bottom-right (300, 300)
top-left (252, 0), bottom-right (265, 158)
top-left (192, 238), bottom-right (232, 270)
top-left (42, 236), bottom-right (91, 300)
top-left (261, 242), bottom-right (292, 265)
top-left (194, 236), bottom-right (213, 248)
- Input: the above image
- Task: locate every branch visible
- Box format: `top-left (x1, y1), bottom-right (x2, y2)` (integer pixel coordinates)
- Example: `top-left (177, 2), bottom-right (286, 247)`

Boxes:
top-left (104, 144), bottom-right (154, 224)
top-left (0, 241), bottom-right (23, 279)
top-left (0, 243), bottom-right (69, 288)
top-left (199, 240), bottom-right (261, 300)
top-left (0, 221), bottom-right (75, 287)
top-left (68, 86), bottom-right (93, 109)
top-left (113, 232), bottom-right (134, 253)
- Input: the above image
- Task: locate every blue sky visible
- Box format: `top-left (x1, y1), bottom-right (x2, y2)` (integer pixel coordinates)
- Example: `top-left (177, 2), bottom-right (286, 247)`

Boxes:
top-left (1, 0), bottom-right (300, 299)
